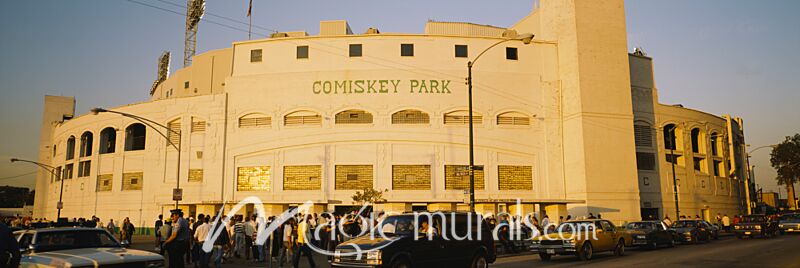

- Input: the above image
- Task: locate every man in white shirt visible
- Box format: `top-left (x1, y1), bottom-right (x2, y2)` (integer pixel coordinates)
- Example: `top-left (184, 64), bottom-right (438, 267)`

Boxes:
top-left (193, 217), bottom-right (211, 268)
top-left (722, 214), bottom-right (731, 232)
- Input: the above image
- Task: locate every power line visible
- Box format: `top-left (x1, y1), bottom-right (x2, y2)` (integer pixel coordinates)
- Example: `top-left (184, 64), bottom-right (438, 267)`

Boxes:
top-left (154, 0), bottom-right (278, 33)
top-left (0, 171), bottom-right (37, 181)
top-left (124, 0), bottom-right (271, 37)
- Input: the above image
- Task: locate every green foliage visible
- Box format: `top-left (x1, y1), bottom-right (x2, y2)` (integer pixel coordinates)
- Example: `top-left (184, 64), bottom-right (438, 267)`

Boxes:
top-left (351, 187), bottom-right (388, 205)
top-left (770, 134), bottom-right (800, 186)
top-left (0, 186), bottom-right (33, 208)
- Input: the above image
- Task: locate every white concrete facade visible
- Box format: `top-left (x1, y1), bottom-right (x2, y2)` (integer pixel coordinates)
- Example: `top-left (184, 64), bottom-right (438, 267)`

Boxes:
top-left (33, 0), bottom-right (747, 228)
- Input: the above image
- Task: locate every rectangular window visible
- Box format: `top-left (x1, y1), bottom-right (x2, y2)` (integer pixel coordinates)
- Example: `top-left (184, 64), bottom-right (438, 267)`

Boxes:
top-left (445, 165), bottom-right (484, 190)
top-left (297, 45), bottom-right (309, 59)
top-left (636, 152), bottom-right (656, 170)
top-left (250, 49), bottom-right (263, 62)
top-left (54, 166), bottom-right (62, 182)
top-left (122, 172), bottom-right (143, 190)
top-left (634, 125), bottom-right (653, 147)
top-left (506, 47), bottom-right (518, 60)
top-left (184, 81), bottom-right (190, 89)
top-left (284, 165), bottom-right (322, 190)
top-left (694, 157), bottom-right (706, 173)
top-left (188, 169), bottom-right (203, 182)
top-left (168, 121), bottom-right (181, 148)
top-left (455, 45), bottom-right (468, 58)
top-left (392, 110), bottom-right (430, 124)
top-left (498, 165), bottom-right (533, 190)
top-left (96, 174), bottom-right (112, 192)
top-left (238, 116), bottom-right (271, 128)
top-left (191, 119), bottom-right (206, 132)
top-left (401, 44), bottom-right (414, 56)
top-left (713, 160), bottom-right (723, 177)
top-left (335, 165), bottom-right (373, 190)
top-left (349, 44), bottom-right (362, 57)
top-left (63, 164), bottom-right (74, 179)
top-left (237, 166), bottom-right (270, 191)
top-left (78, 161), bottom-right (91, 177)
top-left (392, 165), bottom-right (431, 190)
top-left (666, 154), bottom-right (684, 167)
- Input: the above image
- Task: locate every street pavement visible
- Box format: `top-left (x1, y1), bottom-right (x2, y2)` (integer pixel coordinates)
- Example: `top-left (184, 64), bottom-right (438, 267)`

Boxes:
top-left (130, 234), bottom-right (800, 267)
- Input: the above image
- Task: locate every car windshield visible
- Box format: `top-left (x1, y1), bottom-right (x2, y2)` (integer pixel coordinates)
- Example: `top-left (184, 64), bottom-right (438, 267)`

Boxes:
top-left (741, 215), bottom-right (764, 223)
top-left (780, 214), bottom-right (800, 222)
top-left (671, 221), bottom-right (697, 228)
top-left (35, 229), bottom-right (120, 252)
top-left (555, 222), bottom-right (595, 233)
top-left (376, 215), bottom-right (418, 236)
top-left (626, 222), bottom-right (654, 230)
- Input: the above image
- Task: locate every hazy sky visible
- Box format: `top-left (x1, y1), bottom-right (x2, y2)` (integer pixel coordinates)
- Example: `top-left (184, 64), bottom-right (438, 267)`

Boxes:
top-left (1, 1), bottom-right (798, 197)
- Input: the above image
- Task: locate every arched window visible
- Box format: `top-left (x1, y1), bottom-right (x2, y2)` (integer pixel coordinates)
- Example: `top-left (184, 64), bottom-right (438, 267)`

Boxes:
top-left (444, 110), bottom-right (482, 125)
top-left (79, 132), bottom-right (93, 157)
top-left (663, 124), bottom-right (680, 150)
top-left (99, 127), bottom-right (116, 154)
top-left (125, 123), bottom-right (146, 151)
top-left (66, 136), bottom-right (76, 160)
top-left (284, 110), bottom-right (321, 126)
top-left (691, 128), bottom-right (705, 154)
top-left (497, 111), bottom-right (530, 126)
top-left (238, 113), bottom-right (271, 128)
top-left (335, 110), bottom-right (373, 124)
top-left (392, 109), bottom-right (429, 124)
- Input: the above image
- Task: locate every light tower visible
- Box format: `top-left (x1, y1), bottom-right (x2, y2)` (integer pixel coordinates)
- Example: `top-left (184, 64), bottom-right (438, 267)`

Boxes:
top-left (150, 51), bottom-right (171, 95)
top-left (183, 0), bottom-right (205, 67)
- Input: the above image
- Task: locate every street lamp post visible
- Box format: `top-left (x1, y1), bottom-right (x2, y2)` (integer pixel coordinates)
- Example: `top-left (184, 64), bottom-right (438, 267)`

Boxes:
top-left (91, 108), bottom-right (182, 209)
top-left (665, 126), bottom-right (680, 218)
top-left (466, 33), bottom-right (534, 212)
top-left (10, 158), bottom-right (64, 219)
top-left (745, 144), bottom-right (777, 214)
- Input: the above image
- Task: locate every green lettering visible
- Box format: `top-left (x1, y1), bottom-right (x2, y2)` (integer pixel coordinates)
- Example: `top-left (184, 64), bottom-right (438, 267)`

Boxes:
top-left (410, 80), bottom-right (419, 93)
top-left (430, 80), bottom-right (439, 93)
top-left (441, 80), bottom-right (451, 94)
top-left (419, 80), bottom-right (428, 93)
top-left (323, 81), bottom-right (332, 94)
top-left (367, 80), bottom-right (377, 93)
top-left (313, 81), bottom-right (321, 94)
top-left (390, 80), bottom-right (400, 93)
top-left (354, 80), bottom-right (365, 93)
top-left (335, 80), bottom-right (347, 94)
top-left (378, 80), bottom-right (389, 93)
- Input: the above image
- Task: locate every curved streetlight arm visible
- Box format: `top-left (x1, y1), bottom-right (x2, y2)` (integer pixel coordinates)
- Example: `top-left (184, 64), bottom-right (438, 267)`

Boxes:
top-left (92, 108), bottom-right (181, 151)
top-left (470, 39), bottom-right (513, 68)
top-left (748, 145), bottom-right (777, 155)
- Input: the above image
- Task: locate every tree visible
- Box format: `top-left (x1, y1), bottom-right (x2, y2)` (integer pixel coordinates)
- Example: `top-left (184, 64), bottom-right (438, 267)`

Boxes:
top-left (770, 134), bottom-right (800, 210)
top-left (351, 187), bottom-right (387, 205)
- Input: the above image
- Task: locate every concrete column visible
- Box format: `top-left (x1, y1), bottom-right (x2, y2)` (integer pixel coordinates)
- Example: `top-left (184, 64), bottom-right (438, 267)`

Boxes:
top-left (427, 203), bottom-right (455, 212)
top-left (542, 204), bottom-right (568, 225)
top-left (508, 204), bottom-right (535, 217)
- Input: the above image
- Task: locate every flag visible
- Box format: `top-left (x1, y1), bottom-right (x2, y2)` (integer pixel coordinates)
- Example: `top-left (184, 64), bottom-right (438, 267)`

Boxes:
top-left (247, 0), bottom-right (252, 17)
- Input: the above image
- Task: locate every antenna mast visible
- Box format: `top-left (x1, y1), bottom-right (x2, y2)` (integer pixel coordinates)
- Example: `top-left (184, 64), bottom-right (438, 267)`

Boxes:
top-left (184, 0), bottom-right (205, 67)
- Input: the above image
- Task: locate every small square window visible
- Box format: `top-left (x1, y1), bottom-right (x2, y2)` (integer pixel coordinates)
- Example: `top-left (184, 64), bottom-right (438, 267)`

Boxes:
top-left (250, 49), bottom-right (262, 62)
top-left (349, 44), bottom-right (362, 57)
top-left (455, 45), bottom-right (468, 58)
top-left (346, 174), bottom-right (358, 181)
top-left (506, 47), bottom-right (518, 60)
top-left (401, 44), bottom-right (414, 56)
top-left (297, 46), bottom-right (309, 59)
top-left (184, 81), bottom-right (190, 89)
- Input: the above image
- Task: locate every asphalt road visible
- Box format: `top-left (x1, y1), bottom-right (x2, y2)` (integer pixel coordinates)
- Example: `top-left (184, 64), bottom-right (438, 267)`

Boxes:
top-left (131, 234), bottom-right (800, 267)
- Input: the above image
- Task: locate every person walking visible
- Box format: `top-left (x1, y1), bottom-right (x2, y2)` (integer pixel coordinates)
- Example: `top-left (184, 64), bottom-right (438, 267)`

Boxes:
top-left (722, 214), bottom-right (731, 232)
top-left (210, 217), bottom-right (230, 268)
top-left (1, 221), bottom-right (21, 268)
top-left (244, 215), bottom-right (256, 260)
top-left (158, 219), bottom-right (172, 256)
top-left (193, 216), bottom-right (211, 268)
top-left (122, 217), bottom-right (135, 245)
top-left (279, 219), bottom-right (294, 267)
top-left (155, 215), bottom-right (163, 249)
top-left (107, 219), bottom-right (116, 235)
top-left (292, 217), bottom-right (316, 268)
top-left (165, 209), bottom-right (190, 268)
top-left (233, 217), bottom-right (246, 258)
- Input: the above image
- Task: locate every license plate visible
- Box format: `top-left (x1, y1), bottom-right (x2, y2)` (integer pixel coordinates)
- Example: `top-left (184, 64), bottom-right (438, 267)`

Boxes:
top-left (745, 232), bottom-right (751, 235)
top-left (547, 249), bottom-right (555, 254)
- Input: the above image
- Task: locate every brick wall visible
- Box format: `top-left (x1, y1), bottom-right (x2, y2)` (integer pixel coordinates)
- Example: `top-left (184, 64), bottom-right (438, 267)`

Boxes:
top-left (335, 165), bottom-right (374, 190)
top-left (284, 165), bottom-right (322, 190)
top-left (445, 165), bottom-right (484, 190)
top-left (122, 172), bottom-right (143, 191)
top-left (392, 165), bottom-right (431, 190)
top-left (498, 165), bottom-right (532, 190)
top-left (237, 166), bottom-right (271, 191)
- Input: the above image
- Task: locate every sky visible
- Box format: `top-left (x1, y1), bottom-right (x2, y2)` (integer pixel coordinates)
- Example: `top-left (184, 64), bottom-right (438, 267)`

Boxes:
top-left (0, 0), bottom-right (798, 198)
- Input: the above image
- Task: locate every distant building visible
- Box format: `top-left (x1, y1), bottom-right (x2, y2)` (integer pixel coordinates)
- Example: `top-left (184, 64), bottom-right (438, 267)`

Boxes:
top-left (759, 191), bottom-right (780, 208)
top-left (33, 0), bottom-right (748, 226)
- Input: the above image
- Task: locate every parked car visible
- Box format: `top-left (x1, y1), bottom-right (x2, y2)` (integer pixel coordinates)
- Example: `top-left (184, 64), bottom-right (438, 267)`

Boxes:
top-left (331, 212), bottom-right (496, 268)
top-left (779, 213), bottom-right (800, 234)
top-left (622, 221), bottom-right (676, 249)
top-left (14, 227), bottom-right (164, 268)
top-left (703, 220), bottom-right (721, 240)
top-left (671, 220), bottom-right (715, 244)
top-left (735, 214), bottom-right (779, 238)
top-left (533, 219), bottom-right (625, 261)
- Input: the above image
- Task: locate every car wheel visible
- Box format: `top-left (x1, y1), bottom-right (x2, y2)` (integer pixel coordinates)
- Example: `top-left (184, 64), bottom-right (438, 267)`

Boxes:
top-left (470, 252), bottom-right (488, 268)
top-left (614, 240), bottom-right (625, 256)
top-left (692, 234), bottom-right (699, 244)
top-left (649, 240), bottom-right (658, 250)
top-left (391, 258), bottom-right (411, 268)
top-left (539, 253), bottom-right (552, 261)
top-left (577, 242), bottom-right (593, 261)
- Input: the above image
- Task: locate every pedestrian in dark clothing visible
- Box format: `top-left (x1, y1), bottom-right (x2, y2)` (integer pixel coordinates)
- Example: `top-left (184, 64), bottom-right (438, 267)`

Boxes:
top-left (165, 209), bottom-right (190, 268)
top-left (155, 215), bottom-right (163, 248)
top-left (1, 222), bottom-right (21, 268)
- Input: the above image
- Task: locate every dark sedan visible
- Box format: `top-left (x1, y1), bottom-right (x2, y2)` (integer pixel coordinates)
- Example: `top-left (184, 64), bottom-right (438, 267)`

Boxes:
top-left (671, 220), bottom-right (715, 244)
top-left (735, 214), bottom-right (779, 238)
top-left (623, 221), bottom-right (676, 249)
top-left (779, 213), bottom-right (800, 234)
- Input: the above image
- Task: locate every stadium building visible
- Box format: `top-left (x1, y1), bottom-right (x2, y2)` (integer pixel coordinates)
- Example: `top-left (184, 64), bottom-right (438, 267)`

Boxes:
top-left (32, 0), bottom-right (750, 227)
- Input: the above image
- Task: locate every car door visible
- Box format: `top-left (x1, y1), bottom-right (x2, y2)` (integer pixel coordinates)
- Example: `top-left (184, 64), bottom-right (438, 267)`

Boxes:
top-left (595, 221), bottom-right (615, 251)
top-left (656, 222), bottom-right (671, 244)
